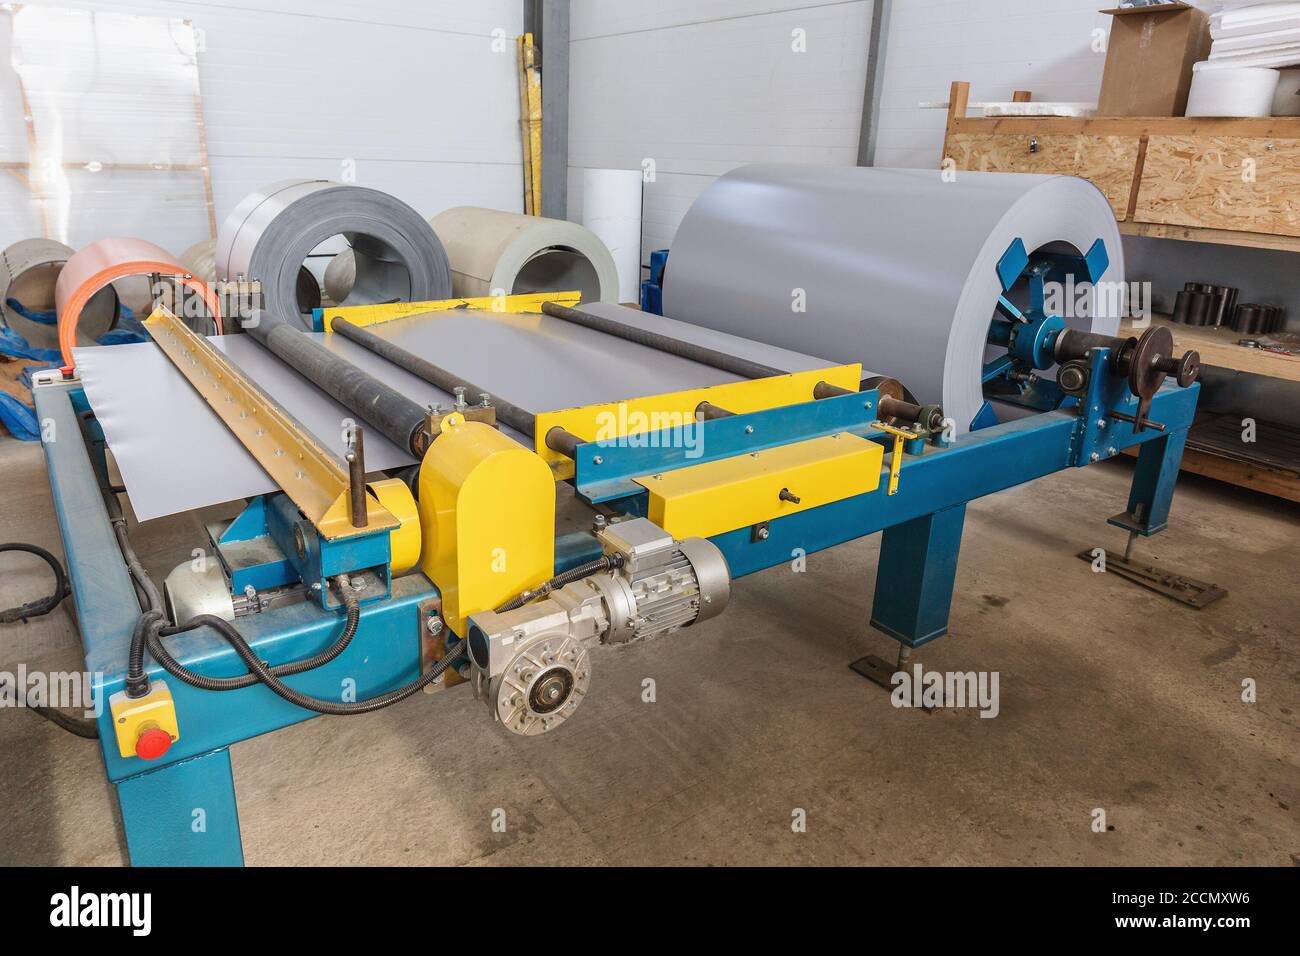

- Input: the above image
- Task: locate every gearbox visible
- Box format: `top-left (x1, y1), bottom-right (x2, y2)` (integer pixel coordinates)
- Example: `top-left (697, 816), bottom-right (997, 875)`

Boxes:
top-left (467, 518), bottom-right (730, 735)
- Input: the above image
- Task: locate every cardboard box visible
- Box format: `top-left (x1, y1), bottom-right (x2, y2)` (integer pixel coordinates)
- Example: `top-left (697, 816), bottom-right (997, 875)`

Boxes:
top-left (1098, 3), bottom-right (1211, 116)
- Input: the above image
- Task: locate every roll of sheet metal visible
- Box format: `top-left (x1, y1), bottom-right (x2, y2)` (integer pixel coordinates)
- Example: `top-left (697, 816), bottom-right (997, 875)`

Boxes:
top-left (323, 208), bottom-right (621, 306)
top-left (183, 236), bottom-right (320, 313)
top-left (0, 238), bottom-right (118, 348)
top-left (216, 180), bottom-right (450, 328)
top-left (662, 165), bottom-right (1124, 431)
top-left (56, 237), bottom-right (222, 366)
top-left (179, 238), bottom-right (218, 285)
top-left (582, 169), bottom-right (643, 303)
top-left (428, 207), bottom-right (620, 303)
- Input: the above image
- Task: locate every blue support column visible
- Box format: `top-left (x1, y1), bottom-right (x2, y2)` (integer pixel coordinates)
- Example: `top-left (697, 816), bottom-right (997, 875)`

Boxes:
top-left (869, 504), bottom-right (967, 648)
top-left (116, 748), bottom-right (244, 866)
top-left (1110, 427), bottom-right (1190, 536)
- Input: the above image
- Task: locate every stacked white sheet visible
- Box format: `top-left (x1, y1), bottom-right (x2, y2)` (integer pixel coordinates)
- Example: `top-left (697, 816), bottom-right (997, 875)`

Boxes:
top-left (1200, 1), bottom-right (1300, 70)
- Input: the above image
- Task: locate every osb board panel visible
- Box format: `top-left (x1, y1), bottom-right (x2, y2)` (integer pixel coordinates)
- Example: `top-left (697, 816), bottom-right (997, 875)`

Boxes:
top-left (946, 132), bottom-right (1140, 219)
top-left (949, 115), bottom-right (1300, 139)
top-left (1135, 135), bottom-right (1300, 237)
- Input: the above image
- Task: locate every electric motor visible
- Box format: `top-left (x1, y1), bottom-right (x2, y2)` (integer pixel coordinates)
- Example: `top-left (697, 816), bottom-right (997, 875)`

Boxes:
top-left (467, 518), bottom-right (730, 736)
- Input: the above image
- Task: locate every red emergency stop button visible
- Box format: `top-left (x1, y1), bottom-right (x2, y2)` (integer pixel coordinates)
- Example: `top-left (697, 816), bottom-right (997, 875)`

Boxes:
top-left (135, 727), bottom-right (173, 760)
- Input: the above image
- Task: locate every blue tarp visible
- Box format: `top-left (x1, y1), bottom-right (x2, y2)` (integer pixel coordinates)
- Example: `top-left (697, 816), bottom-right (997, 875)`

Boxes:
top-left (1, 298), bottom-right (148, 440)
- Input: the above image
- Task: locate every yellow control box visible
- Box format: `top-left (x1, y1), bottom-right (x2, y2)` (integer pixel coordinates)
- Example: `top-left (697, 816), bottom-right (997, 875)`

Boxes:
top-left (108, 681), bottom-right (179, 760)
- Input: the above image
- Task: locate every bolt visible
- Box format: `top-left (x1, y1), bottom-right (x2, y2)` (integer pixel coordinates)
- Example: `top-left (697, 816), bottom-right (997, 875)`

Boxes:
top-left (756, 526), bottom-right (770, 540)
top-left (479, 392), bottom-right (491, 407)
top-left (1097, 419), bottom-right (1107, 428)
top-left (593, 514), bottom-right (607, 532)
top-left (592, 455), bottom-right (603, 465)
top-left (426, 616), bottom-right (444, 635)
top-left (1090, 452), bottom-right (1100, 462)
top-left (453, 386), bottom-right (467, 409)
top-left (745, 425), bottom-right (754, 434)
top-left (1107, 447), bottom-right (1117, 457)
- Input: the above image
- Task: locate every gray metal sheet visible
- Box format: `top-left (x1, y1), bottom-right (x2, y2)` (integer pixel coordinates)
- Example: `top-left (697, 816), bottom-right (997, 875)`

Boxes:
top-left (76, 304), bottom-right (839, 521)
top-left (662, 164), bottom-right (1125, 431)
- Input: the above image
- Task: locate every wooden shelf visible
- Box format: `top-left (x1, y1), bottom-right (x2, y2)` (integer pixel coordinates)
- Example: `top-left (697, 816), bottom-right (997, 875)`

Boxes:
top-left (941, 81), bottom-right (1300, 252)
top-left (1118, 314), bottom-right (1300, 380)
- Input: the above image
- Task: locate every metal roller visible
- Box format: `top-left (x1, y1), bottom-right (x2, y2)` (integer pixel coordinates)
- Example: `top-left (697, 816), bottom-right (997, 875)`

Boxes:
top-left (216, 180), bottom-right (450, 329)
top-left (662, 165), bottom-right (1124, 432)
top-left (244, 311), bottom-right (430, 457)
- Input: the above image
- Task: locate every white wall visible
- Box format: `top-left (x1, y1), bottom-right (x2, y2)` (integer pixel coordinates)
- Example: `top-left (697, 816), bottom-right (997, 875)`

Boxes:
top-left (873, 0), bottom-right (1296, 325)
top-left (873, 0), bottom-right (1116, 168)
top-left (1, 0), bottom-right (524, 254)
top-left (567, 0), bottom-right (875, 261)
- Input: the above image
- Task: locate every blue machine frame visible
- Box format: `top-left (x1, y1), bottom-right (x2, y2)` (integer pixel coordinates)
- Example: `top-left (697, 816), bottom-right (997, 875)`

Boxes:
top-left (35, 337), bottom-right (1198, 866)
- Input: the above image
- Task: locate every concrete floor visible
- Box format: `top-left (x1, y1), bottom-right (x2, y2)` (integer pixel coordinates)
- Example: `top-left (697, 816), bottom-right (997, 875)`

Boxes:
top-left (0, 433), bottom-right (1295, 866)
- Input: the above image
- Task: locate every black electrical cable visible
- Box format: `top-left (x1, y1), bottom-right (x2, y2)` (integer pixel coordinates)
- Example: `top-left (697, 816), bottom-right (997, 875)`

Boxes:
top-left (0, 543), bottom-right (69, 624)
top-left (149, 610), bottom-right (464, 715)
top-left (146, 585), bottom-right (362, 692)
top-left (0, 543), bottom-right (97, 738)
top-left (89, 413), bottom-right (465, 715)
top-left (494, 554), bottom-right (624, 613)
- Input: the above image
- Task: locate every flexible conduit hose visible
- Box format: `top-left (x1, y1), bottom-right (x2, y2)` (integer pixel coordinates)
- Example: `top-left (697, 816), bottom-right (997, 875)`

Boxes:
top-left (0, 543), bottom-right (69, 624)
top-left (101, 463), bottom-right (461, 714)
top-left (0, 543), bottom-right (98, 739)
top-left (494, 554), bottom-right (624, 613)
top-left (149, 613), bottom-right (464, 715)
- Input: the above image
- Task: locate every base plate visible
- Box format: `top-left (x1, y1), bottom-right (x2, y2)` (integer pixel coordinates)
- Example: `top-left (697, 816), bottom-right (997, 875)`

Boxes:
top-left (849, 656), bottom-right (935, 713)
top-left (1077, 550), bottom-right (1228, 609)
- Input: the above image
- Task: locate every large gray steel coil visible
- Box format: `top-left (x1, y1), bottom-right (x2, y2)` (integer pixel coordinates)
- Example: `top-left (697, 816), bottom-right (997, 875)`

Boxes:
top-left (216, 180), bottom-right (450, 328)
top-left (662, 165), bottom-right (1124, 432)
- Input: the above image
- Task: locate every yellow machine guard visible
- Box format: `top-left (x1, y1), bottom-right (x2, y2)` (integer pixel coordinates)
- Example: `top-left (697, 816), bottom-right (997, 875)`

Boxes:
top-left (417, 414), bottom-right (555, 637)
top-left (635, 433), bottom-right (884, 540)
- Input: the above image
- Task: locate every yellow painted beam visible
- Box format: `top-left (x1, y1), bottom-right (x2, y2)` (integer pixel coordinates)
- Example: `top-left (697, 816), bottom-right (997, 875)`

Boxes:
top-left (533, 364), bottom-right (863, 478)
top-left (319, 291), bottom-right (583, 331)
top-left (635, 433), bottom-right (884, 539)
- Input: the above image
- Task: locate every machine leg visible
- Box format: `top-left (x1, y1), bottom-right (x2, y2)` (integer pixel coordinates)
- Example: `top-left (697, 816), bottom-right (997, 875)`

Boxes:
top-left (851, 505), bottom-right (967, 694)
top-left (1087, 427), bottom-right (1225, 608)
top-left (115, 748), bottom-right (244, 867)
top-left (870, 504), bottom-right (967, 647)
top-left (1110, 428), bottom-right (1189, 537)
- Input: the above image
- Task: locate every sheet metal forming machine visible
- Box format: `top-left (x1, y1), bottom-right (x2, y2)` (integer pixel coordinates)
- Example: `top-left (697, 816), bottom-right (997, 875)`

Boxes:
top-left (33, 238), bottom-right (1201, 866)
